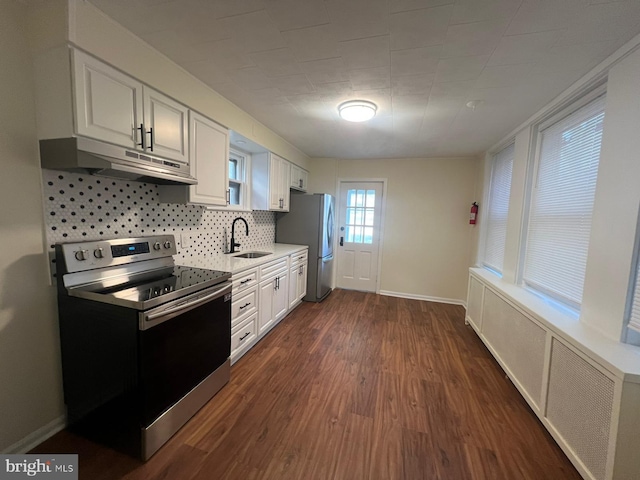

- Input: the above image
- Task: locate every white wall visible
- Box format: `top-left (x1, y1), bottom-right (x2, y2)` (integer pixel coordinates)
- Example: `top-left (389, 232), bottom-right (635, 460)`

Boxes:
top-left (581, 46), bottom-right (640, 340)
top-left (309, 156), bottom-right (480, 303)
top-left (0, 0), bottom-right (64, 452)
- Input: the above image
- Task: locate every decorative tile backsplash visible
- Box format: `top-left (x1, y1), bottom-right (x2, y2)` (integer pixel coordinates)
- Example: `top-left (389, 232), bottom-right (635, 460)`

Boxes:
top-left (42, 169), bottom-right (275, 271)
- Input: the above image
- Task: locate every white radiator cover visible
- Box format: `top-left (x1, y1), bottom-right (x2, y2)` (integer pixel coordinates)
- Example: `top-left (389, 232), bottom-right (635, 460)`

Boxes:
top-left (466, 270), bottom-right (640, 480)
top-left (546, 338), bottom-right (614, 480)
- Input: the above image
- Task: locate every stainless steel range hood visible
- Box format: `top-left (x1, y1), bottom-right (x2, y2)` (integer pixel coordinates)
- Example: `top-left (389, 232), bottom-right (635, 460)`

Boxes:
top-left (39, 137), bottom-right (197, 186)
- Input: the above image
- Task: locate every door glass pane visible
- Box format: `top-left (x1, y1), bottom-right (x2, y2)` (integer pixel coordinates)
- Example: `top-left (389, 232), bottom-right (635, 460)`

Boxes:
top-left (353, 226), bottom-right (363, 243)
top-left (345, 226), bottom-right (354, 243)
top-left (347, 208), bottom-right (356, 225)
top-left (354, 208), bottom-right (364, 225)
top-left (364, 227), bottom-right (373, 244)
top-left (347, 190), bottom-right (357, 207)
top-left (345, 188), bottom-right (377, 244)
top-left (365, 209), bottom-right (374, 226)
top-left (366, 190), bottom-right (375, 208)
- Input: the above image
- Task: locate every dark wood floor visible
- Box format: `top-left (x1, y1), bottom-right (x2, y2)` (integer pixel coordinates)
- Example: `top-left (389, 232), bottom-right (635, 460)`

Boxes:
top-left (33, 289), bottom-right (581, 479)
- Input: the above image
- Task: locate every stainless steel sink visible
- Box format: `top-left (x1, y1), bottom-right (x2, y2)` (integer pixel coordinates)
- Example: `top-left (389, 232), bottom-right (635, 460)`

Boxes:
top-left (233, 251), bottom-right (271, 259)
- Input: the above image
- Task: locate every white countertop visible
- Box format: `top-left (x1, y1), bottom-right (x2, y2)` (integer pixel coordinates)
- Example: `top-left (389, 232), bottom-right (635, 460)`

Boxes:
top-left (180, 243), bottom-right (308, 275)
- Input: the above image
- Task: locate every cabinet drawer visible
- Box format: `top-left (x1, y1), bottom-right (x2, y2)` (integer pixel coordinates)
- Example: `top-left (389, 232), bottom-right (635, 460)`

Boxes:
top-left (260, 258), bottom-right (288, 280)
top-left (232, 269), bottom-right (258, 293)
top-left (231, 314), bottom-right (257, 354)
top-left (290, 250), bottom-right (308, 267)
top-left (231, 288), bottom-right (257, 328)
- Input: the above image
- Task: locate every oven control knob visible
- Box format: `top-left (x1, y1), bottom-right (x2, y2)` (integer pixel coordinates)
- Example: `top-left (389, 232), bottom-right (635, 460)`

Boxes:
top-left (164, 241), bottom-right (172, 249)
top-left (74, 249), bottom-right (88, 261)
top-left (93, 247), bottom-right (104, 259)
top-left (153, 242), bottom-right (161, 251)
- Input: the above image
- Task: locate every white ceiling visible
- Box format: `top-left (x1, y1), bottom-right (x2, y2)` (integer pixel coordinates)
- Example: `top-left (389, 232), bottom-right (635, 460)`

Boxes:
top-left (89, 0), bottom-right (640, 159)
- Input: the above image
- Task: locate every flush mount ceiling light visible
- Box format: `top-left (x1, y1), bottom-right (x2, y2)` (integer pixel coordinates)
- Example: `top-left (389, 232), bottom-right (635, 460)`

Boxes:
top-left (338, 100), bottom-right (377, 122)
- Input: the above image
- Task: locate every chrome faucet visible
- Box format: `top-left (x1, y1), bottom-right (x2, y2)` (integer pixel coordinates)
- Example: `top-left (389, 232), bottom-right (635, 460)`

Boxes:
top-left (229, 216), bottom-right (249, 254)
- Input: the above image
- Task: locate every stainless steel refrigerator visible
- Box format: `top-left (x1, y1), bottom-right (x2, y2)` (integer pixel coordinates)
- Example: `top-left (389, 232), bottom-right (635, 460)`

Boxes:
top-left (276, 193), bottom-right (335, 302)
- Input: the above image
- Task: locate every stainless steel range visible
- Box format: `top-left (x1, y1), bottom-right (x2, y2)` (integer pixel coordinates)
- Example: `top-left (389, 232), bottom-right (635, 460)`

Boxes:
top-left (54, 235), bottom-right (232, 460)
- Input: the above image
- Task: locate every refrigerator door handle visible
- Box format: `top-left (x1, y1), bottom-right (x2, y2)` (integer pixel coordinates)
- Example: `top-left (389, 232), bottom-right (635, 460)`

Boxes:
top-left (323, 254), bottom-right (334, 263)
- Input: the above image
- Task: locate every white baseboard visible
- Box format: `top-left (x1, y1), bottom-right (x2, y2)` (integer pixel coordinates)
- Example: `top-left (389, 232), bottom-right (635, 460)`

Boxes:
top-left (379, 290), bottom-right (467, 309)
top-left (4, 415), bottom-right (66, 454)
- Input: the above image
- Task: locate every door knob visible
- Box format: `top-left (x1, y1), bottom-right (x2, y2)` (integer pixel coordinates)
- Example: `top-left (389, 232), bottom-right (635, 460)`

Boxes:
top-left (340, 236), bottom-right (344, 246)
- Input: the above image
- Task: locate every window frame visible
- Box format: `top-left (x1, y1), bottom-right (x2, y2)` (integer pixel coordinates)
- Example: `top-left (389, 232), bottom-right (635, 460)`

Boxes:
top-left (518, 86), bottom-right (607, 313)
top-left (227, 148), bottom-right (250, 211)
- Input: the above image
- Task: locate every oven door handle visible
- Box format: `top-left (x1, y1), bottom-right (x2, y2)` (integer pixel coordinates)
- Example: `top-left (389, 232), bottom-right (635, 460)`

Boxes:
top-left (141, 282), bottom-right (231, 330)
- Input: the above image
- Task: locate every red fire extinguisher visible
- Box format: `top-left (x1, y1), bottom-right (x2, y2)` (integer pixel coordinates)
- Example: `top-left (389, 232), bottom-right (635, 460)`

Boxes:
top-left (470, 202), bottom-right (479, 225)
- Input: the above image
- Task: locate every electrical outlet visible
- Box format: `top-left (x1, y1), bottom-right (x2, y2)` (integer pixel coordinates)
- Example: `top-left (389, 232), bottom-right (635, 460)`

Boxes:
top-left (180, 233), bottom-right (195, 249)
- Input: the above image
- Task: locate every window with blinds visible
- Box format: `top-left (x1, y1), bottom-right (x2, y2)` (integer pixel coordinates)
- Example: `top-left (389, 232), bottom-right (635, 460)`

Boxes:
top-left (628, 256), bottom-right (640, 332)
top-left (483, 143), bottom-right (515, 274)
top-left (523, 94), bottom-right (606, 309)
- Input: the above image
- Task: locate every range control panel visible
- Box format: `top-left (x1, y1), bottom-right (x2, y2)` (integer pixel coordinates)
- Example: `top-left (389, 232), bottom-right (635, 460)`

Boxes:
top-left (57, 235), bottom-right (178, 274)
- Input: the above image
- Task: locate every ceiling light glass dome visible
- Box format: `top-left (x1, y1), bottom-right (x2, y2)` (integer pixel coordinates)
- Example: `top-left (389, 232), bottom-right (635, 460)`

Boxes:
top-left (338, 100), bottom-right (377, 122)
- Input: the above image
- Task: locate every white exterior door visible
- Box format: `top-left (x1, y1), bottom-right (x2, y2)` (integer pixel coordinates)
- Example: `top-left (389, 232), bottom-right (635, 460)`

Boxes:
top-left (336, 182), bottom-right (383, 292)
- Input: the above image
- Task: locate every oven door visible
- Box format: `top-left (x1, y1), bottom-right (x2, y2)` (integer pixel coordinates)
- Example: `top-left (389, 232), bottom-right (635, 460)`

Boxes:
top-left (138, 281), bottom-right (232, 426)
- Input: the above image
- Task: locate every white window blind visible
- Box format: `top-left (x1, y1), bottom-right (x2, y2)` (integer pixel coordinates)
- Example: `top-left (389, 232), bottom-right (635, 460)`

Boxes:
top-left (629, 257), bottom-right (640, 332)
top-left (484, 143), bottom-right (514, 274)
top-left (523, 94), bottom-right (606, 308)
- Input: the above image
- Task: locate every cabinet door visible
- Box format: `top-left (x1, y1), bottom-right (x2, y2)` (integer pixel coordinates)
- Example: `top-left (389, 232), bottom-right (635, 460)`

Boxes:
top-left (298, 263), bottom-right (308, 301)
top-left (259, 279), bottom-right (276, 335)
top-left (290, 164), bottom-right (301, 189)
top-left (268, 154), bottom-right (282, 210)
top-left (188, 111), bottom-right (229, 206)
top-left (274, 272), bottom-right (289, 322)
top-left (280, 159), bottom-right (291, 212)
top-left (73, 50), bottom-right (143, 148)
top-left (289, 265), bottom-right (298, 310)
top-left (299, 169), bottom-right (309, 191)
top-left (143, 87), bottom-right (189, 163)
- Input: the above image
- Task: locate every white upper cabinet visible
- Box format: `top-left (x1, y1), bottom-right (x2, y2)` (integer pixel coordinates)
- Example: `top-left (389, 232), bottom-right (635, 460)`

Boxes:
top-left (289, 163), bottom-right (309, 192)
top-left (252, 152), bottom-right (291, 211)
top-left (72, 50), bottom-right (188, 163)
top-left (73, 50), bottom-right (143, 149)
top-left (188, 111), bottom-right (229, 206)
top-left (142, 88), bottom-right (189, 163)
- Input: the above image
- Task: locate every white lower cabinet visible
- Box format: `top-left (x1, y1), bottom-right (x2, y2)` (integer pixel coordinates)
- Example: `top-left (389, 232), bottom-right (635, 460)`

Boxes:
top-left (231, 313), bottom-right (257, 364)
top-left (230, 267), bottom-right (259, 364)
top-left (258, 263), bottom-right (289, 337)
top-left (289, 251), bottom-right (308, 309)
top-left (229, 249), bottom-right (308, 364)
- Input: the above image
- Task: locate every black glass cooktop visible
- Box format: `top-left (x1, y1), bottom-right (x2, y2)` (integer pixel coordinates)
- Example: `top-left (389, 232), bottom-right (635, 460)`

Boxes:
top-left (71, 265), bottom-right (231, 309)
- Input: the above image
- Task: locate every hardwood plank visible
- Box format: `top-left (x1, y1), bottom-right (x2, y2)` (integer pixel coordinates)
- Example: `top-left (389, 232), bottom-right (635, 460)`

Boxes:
top-left (31, 290), bottom-right (581, 480)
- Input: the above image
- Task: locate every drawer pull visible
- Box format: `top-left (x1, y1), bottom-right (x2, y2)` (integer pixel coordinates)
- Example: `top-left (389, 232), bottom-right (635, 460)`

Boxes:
top-left (239, 332), bottom-right (251, 341)
top-left (240, 278), bottom-right (251, 285)
top-left (239, 302), bottom-right (251, 310)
